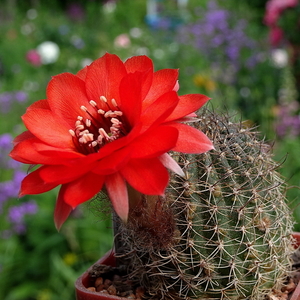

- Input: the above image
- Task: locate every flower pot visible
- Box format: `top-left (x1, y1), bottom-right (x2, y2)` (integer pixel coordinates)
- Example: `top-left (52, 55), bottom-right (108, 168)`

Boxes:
top-left (75, 250), bottom-right (122, 300)
top-left (75, 233), bottom-right (300, 300)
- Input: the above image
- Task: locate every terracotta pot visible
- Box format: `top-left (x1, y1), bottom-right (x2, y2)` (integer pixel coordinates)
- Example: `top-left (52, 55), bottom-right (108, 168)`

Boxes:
top-left (75, 233), bottom-right (300, 300)
top-left (75, 250), bottom-right (121, 300)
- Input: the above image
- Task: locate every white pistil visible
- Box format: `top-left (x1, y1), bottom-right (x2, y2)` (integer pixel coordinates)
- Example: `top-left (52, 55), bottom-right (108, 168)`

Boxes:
top-left (80, 105), bottom-right (88, 112)
top-left (104, 110), bottom-right (113, 118)
top-left (69, 129), bottom-right (75, 137)
top-left (91, 141), bottom-right (98, 147)
top-left (100, 96), bottom-right (108, 103)
top-left (99, 128), bottom-right (110, 140)
top-left (111, 98), bottom-right (118, 107)
top-left (79, 133), bottom-right (94, 144)
top-left (110, 127), bottom-right (119, 133)
top-left (76, 124), bottom-right (84, 131)
top-left (114, 111), bottom-right (123, 116)
top-left (89, 100), bottom-right (97, 107)
top-left (71, 96), bottom-right (125, 152)
top-left (111, 118), bottom-right (120, 125)
top-left (86, 119), bottom-right (91, 127)
top-left (79, 129), bottom-right (89, 136)
top-left (105, 111), bottom-right (123, 118)
top-left (97, 135), bottom-right (103, 144)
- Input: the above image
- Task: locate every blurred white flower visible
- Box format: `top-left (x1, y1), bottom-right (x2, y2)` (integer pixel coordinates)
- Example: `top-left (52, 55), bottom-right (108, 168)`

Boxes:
top-left (103, 1), bottom-right (116, 14)
top-left (240, 87), bottom-right (251, 98)
top-left (81, 58), bottom-right (93, 68)
top-left (130, 27), bottom-right (142, 38)
top-left (135, 47), bottom-right (149, 56)
top-left (271, 48), bottom-right (288, 68)
top-left (36, 41), bottom-right (60, 64)
top-left (27, 9), bottom-right (38, 20)
top-left (21, 23), bottom-right (35, 35)
top-left (153, 49), bottom-right (165, 59)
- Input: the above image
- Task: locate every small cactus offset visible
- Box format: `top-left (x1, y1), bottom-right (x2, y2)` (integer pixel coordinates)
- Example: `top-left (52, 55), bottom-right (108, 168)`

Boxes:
top-left (116, 110), bottom-right (295, 300)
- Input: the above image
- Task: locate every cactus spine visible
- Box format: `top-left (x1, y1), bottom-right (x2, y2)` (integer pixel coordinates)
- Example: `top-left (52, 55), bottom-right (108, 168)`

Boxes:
top-left (116, 110), bottom-right (294, 300)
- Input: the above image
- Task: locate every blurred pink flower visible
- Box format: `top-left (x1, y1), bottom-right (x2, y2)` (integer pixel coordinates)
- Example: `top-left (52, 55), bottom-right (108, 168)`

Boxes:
top-left (26, 49), bottom-right (41, 66)
top-left (264, 0), bottom-right (298, 46)
top-left (270, 26), bottom-right (284, 46)
top-left (114, 34), bottom-right (131, 48)
top-left (265, 0), bottom-right (298, 26)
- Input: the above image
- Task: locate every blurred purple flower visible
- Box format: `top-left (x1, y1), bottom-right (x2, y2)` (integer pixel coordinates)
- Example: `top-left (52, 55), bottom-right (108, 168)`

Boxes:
top-left (66, 3), bottom-right (85, 21)
top-left (275, 101), bottom-right (300, 138)
top-left (0, 170), bottom-right (27, 205)
top-left (176, 1), bottom-right (260, 83)
top-left (71, 36), bottom-right (85, 49)
top-left (8, 200), bottom-right (38, 234)
top-left (0, 91), bottom-right (28, 113)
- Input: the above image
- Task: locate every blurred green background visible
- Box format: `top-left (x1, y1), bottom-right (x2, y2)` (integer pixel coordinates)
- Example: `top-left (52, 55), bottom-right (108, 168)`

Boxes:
top-left (1, 0), bottom-right (300, 299)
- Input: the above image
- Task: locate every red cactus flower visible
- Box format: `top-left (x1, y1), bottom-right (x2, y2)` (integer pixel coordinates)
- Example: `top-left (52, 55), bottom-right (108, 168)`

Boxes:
top-left (10, 53), bottom-right (213, 229)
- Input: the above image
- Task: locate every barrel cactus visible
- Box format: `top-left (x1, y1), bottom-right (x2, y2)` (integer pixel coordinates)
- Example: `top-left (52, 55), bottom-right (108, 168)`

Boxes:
top-left (115, 110), bottom-right (295, 300)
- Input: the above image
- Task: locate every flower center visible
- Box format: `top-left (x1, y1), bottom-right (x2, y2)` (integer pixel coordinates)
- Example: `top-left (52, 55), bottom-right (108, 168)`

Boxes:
top-left (69, 96), bottom-right (126, 154)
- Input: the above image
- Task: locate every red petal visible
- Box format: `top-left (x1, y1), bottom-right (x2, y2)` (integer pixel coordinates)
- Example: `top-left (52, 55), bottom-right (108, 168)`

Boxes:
top-left (54, 187), bottom-right (73, 231)
top-left (118, 72), bottom-right (143, 127)
top-left (20, 166), bottom-right (59, 196)
top-left (47, 73), bottom-right (90, 127)
top-left (140, 91), bottom-right (179, 130)
top-left (85, 53), bottom-right (127, 104)
top-left (143, 69), bottom-right (179, 108)
top-left (39, 161), bottom-right (95, 184)
top-left (105, 172), bottom-right (129, 222)
top-left (10, 137), bottom-right (81, 165)
top-left (170, 123), bottom-right (214, 153)
top-left (130, 125), bottom-right (178, 158)
top-left (165, 94), bottom-right (210, 122)
top-left (92, 146), bottom-right (132, 175)
top-left (124, 56), bottom-right (153, 99)
top-left (22, 108), bottom-right (73, 148)
top-left (12, 131), bottom-right (34, 145)
top-left (159, 153), bottom-right (185, 177)
top-left (62, 172), bottom-right (105, 207)
top-left (124, 55), bottom-right (153, 74)
top-left (76, 65), bottom-right (88, 81)
top-left (120, 157), bottom-right (169, 196)
top-left (27, 99), bottom-right (50, 110)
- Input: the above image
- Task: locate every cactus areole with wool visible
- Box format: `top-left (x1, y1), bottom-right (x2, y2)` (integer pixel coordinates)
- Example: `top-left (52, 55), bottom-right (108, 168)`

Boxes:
top-left (115, 111), bottom-right (294, 300)
top-left (9, 53), bottom-right (213, 229)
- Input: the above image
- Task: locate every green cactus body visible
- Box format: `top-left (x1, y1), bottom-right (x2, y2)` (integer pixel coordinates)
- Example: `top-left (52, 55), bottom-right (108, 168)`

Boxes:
top-left (116, 111), bottom-right (294, 300)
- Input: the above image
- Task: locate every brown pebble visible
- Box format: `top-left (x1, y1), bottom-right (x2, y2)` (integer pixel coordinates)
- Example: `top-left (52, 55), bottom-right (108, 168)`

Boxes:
top-left (127, 293), bottom-right (136, 299)
top-left (95, 277), bottom-right (103, 287)
top-left (107, 284), bottom-right (117, 295)
top-left (96, 284), bottom-right (105, 292)
top-left (100, 289), bottom-right (109, 294)
top-left (87, 287), bottom-right (96, 292)
top-left (135, 286), bottom-right (145, 298)
top-left (283, 280), bottom-right (296, 293)
top-left (104, 279), bottom-right (112, 288)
